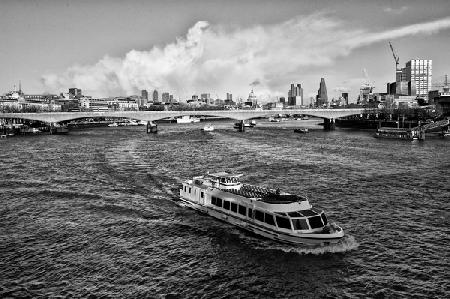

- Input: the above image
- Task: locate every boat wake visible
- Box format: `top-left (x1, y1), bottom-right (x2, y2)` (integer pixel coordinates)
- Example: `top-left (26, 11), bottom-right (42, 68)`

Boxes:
top-left (253, 235), bottom-right (359, 255)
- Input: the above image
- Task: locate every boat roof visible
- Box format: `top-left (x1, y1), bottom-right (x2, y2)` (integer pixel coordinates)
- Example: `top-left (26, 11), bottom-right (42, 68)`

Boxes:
top-left (208, 172), bottom-right (243, 179)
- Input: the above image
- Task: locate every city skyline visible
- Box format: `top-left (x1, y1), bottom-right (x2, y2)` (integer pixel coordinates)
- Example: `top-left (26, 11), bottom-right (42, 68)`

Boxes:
top-left (1, 0), bottom-right (450, 103)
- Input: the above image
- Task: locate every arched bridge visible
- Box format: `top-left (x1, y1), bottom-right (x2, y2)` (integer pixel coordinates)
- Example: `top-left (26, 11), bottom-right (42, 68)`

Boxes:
top-left (0, 108), bottom-right (367, 123)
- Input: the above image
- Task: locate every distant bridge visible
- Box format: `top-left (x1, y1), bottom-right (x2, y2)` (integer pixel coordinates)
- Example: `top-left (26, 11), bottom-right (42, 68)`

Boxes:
top-left (0, 108), bottom-right (367, 123)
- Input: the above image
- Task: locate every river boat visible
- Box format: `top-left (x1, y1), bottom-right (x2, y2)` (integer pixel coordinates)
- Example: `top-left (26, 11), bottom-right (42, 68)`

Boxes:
top-left (202, 124), bottom-right (214, 132)
top-left (374, 127), bottom-right (412, 140)
top-left (177, 116), bottom-right (201, 123)
top-left (108, 122), bottom-right (119, 127)
top-left (179, 172), bottom-right (344, 245)
top-left (294, 128), bottom-right (309, 134)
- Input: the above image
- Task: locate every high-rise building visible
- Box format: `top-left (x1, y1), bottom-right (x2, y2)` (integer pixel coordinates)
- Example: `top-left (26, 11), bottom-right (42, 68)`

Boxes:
top-left (141, 89), bottom-right (148, 100)
top-left (404, 59), bottom-right (432, 98)
top-left (153, 90), bottom-right (159, 103)
top-left (200, 93), bottom-right (210, 104)
top-left (162, 92), bottom-right (170, 103)
top-left (341, 93), bottom-right (349, 106)
top-left (226, 93), bottom-right (232, 101)
top-left (288, 83), bottom-right (303, 106)
top-left (316, 78), bottom-right (328, 107)
top-left (392, 59), bottom-right (432, 98)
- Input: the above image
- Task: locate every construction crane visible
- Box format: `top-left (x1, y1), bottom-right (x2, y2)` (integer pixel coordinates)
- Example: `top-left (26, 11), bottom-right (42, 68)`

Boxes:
top-left (388, 41), bottom-right (400, 71)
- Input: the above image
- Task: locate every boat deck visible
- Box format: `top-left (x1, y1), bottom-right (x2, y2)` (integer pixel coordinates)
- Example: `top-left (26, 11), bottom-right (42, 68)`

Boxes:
top-left (226, 184), bottom-right (307, 203)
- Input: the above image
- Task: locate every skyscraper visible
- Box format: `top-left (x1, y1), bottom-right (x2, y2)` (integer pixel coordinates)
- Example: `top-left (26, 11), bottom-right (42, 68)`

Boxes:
top-left (316, 78), bottom-right (328, 107)
top-left (288, 83), bottom-right (303, 106)
top-left (153, 90), bottom-right (159, 103)
top-left (141, 89), bottom-right (148, 100)
top-left (162, 92), bottom-right (170, 103)
top-left (404, 59), bottom-right (432, 98)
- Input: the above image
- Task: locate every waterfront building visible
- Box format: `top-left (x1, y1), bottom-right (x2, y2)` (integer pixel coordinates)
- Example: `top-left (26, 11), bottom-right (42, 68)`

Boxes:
top-left (316, 78), bottom-right (328, 107)
top-left (153, 90), bottom-right (159, 103)
top-left (288, 83), bottom-right (303, 106)
top-left (404, 59), bottom-right (432, 98)
top-left (390, 59), bottom-right (432, 99)
top-left (226, 93), bottom-right (232, 101)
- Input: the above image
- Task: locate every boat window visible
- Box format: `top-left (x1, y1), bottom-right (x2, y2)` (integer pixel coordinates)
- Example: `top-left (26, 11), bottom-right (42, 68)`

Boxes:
top-left (301, 210), bottom-right (318, 217)
top-left (309, 216), bottom-right (324, 229)
top-left (292, 218), bottom-right (309, 230)
top-left (248, 208), bottom-right (253, 218)
top-left (276, 216), bottom-right (292, 230)
top-left (184, 186), bottom-right (186, 192)
top-left (230, 203), bottom-right (237, 213)
top-left (189, 187), bottom-right (191, 193)
top-left (216, 198), bottom-right (222, 207)
top-left (223, 200), bottom-right (230, 210)
top-left (255, 210), bottom-right (264, 222)
top-left (320, 213), bottom-right (328, 226)
top-left (288, 211), bottom-right (302, 217)
top-left (264, 213), bottom-right (275, 226)
top-left (211, 196), bottom-right (217, 205)
top-left (201, 192), bottom-right (204, 198)
top-left (238, 205), bottom-right (246, 216)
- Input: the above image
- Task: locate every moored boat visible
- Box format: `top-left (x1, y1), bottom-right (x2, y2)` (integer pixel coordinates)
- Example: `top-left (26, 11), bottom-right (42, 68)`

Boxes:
top-left (179, 172), bottom-right (344, 245)
top-left (202, 124), bottom-right (214, 131)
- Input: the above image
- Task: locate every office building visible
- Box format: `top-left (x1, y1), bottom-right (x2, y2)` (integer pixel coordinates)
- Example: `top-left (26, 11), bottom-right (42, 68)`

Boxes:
top-left (162, 92), bottom-right (170, 103)
top-left (288, 83), bottom-right (303, 106)
top-left (153, 90), bottom-right (159, 103)
top-left (404, 59), bottom-right (432, 98)
top-left (226, 93), bottom-right (232, 101)
top-left (141, 90), bottom-right (148, 100)
top-left (316, 78), bottom-right (328, 107)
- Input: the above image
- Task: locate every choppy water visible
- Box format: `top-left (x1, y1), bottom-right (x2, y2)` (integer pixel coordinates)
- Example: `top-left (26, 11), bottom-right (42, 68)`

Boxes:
top-left (0, 119), bottom-right (449, 298)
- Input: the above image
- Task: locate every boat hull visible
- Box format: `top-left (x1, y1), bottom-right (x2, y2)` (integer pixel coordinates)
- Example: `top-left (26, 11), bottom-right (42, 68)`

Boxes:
top-left (179, 197), bottom-right (344, 246)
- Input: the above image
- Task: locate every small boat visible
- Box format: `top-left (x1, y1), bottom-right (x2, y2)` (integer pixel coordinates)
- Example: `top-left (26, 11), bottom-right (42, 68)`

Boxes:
top-left (108, 122), bottom-right (119, 127)
top-left (180, 172), bottom-right (344, 245)
top-left (202, 124), bottom-right (214, 132)
top-left (294, 128), bottom-right (309, 134)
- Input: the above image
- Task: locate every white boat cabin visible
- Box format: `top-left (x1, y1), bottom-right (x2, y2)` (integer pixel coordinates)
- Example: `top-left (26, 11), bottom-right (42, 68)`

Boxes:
top-left (180, 172), bottom-right (331, 234)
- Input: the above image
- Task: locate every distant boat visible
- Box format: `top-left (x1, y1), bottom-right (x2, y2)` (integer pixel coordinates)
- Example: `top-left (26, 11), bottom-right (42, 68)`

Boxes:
top-left (294, 128), bottom-right (309, 134)
top-left (108, 123), bottom-right (119, 127)
top-left (202, 124), bottom-right (214, 132)
top-left (177, 116), bottom-right (201, 123)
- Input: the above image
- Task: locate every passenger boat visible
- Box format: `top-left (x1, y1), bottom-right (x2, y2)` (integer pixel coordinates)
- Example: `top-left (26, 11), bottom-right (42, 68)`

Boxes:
top-left (374, 127), bottom-right (411, 139)
top-left (180, 172), bottom-right (344, 245)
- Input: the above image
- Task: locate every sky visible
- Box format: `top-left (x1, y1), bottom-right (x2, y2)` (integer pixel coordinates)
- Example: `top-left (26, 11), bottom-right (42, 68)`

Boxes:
top-left (1, 0), bottom-right (450, 104)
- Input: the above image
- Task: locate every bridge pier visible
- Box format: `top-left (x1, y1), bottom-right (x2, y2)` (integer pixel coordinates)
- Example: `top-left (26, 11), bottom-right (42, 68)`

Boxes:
top-left (236, 120), bottom-right (245, 132)
top-left (146, 121), bottom-right (157, 134)
top-left (324, 118), bottom-right (336, 130)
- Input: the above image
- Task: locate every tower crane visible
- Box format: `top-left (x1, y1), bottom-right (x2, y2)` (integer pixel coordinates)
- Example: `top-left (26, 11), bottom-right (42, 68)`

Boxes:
top-left (389, 41), bottom-right (400, 71)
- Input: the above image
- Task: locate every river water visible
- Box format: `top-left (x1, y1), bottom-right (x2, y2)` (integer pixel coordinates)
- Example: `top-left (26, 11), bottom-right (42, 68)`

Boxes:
top-left (0, 119), bottom-right (449, 298)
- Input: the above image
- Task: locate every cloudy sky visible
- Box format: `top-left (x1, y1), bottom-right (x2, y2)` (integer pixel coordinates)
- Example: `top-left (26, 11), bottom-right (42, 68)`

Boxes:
top-left (1, 0), bottom-right (450, 103)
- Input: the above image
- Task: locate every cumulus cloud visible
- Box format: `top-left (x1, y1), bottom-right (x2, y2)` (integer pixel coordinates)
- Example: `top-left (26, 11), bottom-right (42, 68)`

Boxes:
top-left (41, 14), bottom-right (450, 100)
